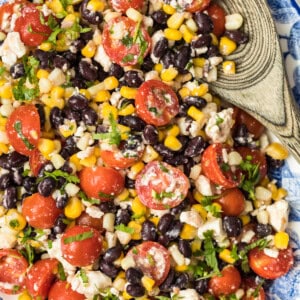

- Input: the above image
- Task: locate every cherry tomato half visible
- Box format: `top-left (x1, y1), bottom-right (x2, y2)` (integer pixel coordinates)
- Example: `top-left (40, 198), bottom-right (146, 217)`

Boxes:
top-left (135, 80), bottom-right (180, 126)
top-left (186, 0), bottom-right (211, 13)
top-left (29, 149), bottom-right (47, 177)
top-left (0, 249), bottom-right (28, 294)
top-left (248, 247), bottom-right (294, 279)
top-left (22, 193), bottom-right (61, 229)
top-left (135, 160), bottom-right (190, 210)
top-left (61, 225), bottom-right (102, 267)
top-left (208, 265), bottom-right (241, 297)
top-left (79, 166), bottom-right (124, 201)
top-left (0, 0), bottom-right (23, 32)
top-left (201, 143), bottom-right (242, 188)
top-left (102, 16), bottom-right (151, 66)
top-left (14, 3), bottom-right (52, 47)
top-left (6, 105), bottom-right (41, 156)
top-left (25, 258), bottom-right (59, 300)
top-left (110, 0), bottom-right (144, 13)
top-left (76, 211), bottom-right (103, 232)
top-left (126, 241), bottom-right (171, 286)
top-left (48, 280), bottom-right (85, 300)
top-left (207, 3), bottom-right (226, 37)
top-left (242, 277), bottom-right (266, 300)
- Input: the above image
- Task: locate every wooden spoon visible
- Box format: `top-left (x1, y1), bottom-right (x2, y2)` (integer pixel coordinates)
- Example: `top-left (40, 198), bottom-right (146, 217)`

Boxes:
top-left (211, 0), bottom-right (300, 161)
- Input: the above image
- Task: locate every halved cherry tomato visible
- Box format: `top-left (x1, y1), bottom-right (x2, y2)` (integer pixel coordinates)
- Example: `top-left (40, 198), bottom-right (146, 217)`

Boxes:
top-left (126, 241), bottom-right (170, 286)
top-left (29, 149), bottom-right (47, 177)
top-left (25, 258), bottom-right (59, 300)
top-left (48, 280), bottom-right (85, 300)
top-left (201, 143), bottom-right (242, 188)
top-left (0, 249), bottom-right (28, 294)
top-left (0, 0), bottom-right (23, 32)
top-left (242, 277), bottom-right (266, 300)
top-left (208, 265), bottom-right (241, 297)
top-left (110, 0), bottom-right (144, 13)
top-left (61, 225), bottom-right (102, 267)
top-left (248, 247), bottom-right (294, 279)
top-left (207, 3), bottom-right (226, 37)
top-left (22, 193), bottom-right (61, 229)
top-left (135, 80), bottom-right (179, 126)
top-left (102, 16), bottom-right (151, 66)
top-left (14, 3), bottom-right (52, 47)
top-left (6, 105), bottom-right (41, 156)
top-left (76, 211), bottom-right (103, 232)
top-left (215, 188), bottom-right (246, 216)
top-left (186, 0), bottom-right (211, 13)
top-left (79, 166), bottom-right (124, 201)
top-left (135, 160), bottom-right (189, 210)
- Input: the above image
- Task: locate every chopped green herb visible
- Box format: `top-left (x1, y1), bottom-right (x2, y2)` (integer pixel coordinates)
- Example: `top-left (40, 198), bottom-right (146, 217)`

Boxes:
top-left (153, 190), bottom-right (174, 201)
top-left (12, 285), bottom-right (20, 294)
top-left (64, 231), bottom-right (94, 244)
top-left (58, 262), bottom-right (66, 281)
top-left (216, 115), bottom-right (224, 126)
top-left (42, 170), bottom-right (80, 184)
top-left (9, 219), bottom-right (20, 229)
top-left (122, 53), bottom-right (135, 63)
top-left (80, 269), bottom-right (89, 284)
top-left (114, 224), bottom-right (135, 234)
top-left (78, 191), bottom-right (100, 205)
top-left (149, 107), bottom-right (159, 115)
top-left (98, 191), bottom-right (114, 200)
top-left (220, 162), bottom-right (230, 172)
top-left (121, 34), bottom-right (133, 47)
top-left (47, 240), bottom-right (53, 249)
top-left (203, 230), bottom-right (219, 274)
top-left (14, 121), bottom-right (35, 150)
top-left (0, 66), bottom-right (6, 76)
top-left (132, 247), bottom-right (138, 255)
top-left (20, 243), bottom-right (35, 265)
top-left (158, 162), bottom-right (169, 173)
top-left (146, 253), bottom-right (155, 266)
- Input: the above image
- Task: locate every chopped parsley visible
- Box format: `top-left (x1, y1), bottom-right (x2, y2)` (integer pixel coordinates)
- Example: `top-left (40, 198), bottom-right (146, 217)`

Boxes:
top-left (132, 21), bottom-right (149, 64)
top-left (98, 191), bottom-right (114, 200)
top-left (216, 115), bottom-right (224, 126)
top-left (78, 191), bottom-right (100, 205)
top-left (158, 162), bottom-right (169, 173)
top-left (203, 230), bottom-right (220, 274)
top-left (58, 262), bottom-right (66, 281)
top-left (14, 121), bottom-right (35, 150)
top-left (42, 170), bottom-right (80, 184)
top-left (201, 195), bottom-right (222, 217)
top-left (122, 53), bottom-right (135, 63)
top-left (63, 231), bottom-right (94, 244)
top-left (20, 243), bottom-right (35, 265)
top-left (153, 190), bottom-right (175, 201)
top-left (121, 34), bottom-right (133, 47)
top-left (80, 269), bottom-right (89, 284)
top-left (9, 219), bottom-right (20, 229)
top-left (114, 224), bottom-right (134, 234)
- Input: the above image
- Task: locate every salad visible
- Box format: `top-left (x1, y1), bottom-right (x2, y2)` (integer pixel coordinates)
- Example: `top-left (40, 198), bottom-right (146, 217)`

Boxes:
top-left (0, 0), bottom-right (295, 299)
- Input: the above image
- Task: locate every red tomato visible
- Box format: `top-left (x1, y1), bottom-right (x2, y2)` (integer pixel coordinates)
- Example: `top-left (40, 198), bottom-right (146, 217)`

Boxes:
top-left (110, 0), bottom-right (144, 13)
top-left (76, 211), bottom-right (103, 232)
top-left (208, 265), bottom-right (241, 297)
top-left (126, 241), bottom-right (170, 286)
top-left (248, 247), bottom-right (294, 279)
top-left (14, 3), bottom-right (52, 47)
top-left (215, 188), bottom-right (246, 216)
top-left (201, 143), bottom-right (242, 188)
top-left (79, 166), bottom-right (124, 201)
top-left (48, 281), bottom-right (85, 300)
top-left (186, 0), bottom-right (211, 12)
top-left (135, 80), bottom-right (179, 126)
top-left (22, 193), bottom-right (61, 229)
top-left (6, 105), bottom-right (41, 156)
top-left (207, 3), bottom-right (226, 37)
top-left (26, 258), bottom-right (58, 300)
top-left (29, 149), bottom-right (47, 177)
top-left (0, 249), bottom-right (28, 294)
top-left (61, 225), bottom-right (102, 267)
top-left (135, 161), bottom-right (189, 210)
top-left (0, 0), bottom-right (23, 32)
top-left (242, 277), bottom-right (265, 300)
top-left (102, 16), bottom-right (151, 66)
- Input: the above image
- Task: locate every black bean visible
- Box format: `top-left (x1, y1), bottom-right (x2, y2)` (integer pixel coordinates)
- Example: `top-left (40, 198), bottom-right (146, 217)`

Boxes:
top-left (60, 137), bottom-right (79, 159)
top-left (3, 186), bottom-right (17, 209)
top-left (223, 216), bottom-right (243, 237)
top-left (266, 155), bottom-right (284, 169)
top-left (125, 177), bottom-right (135, 189)
top-left (124, 70), bottom-right (144, 88)
top-left (153, 37), bottom-right (168, 59)
top-left (126, 284), bottom-right (145, 298)
top-left (158, 213), bottom-right (174, 234)
top-left (63, 107), bottom-right (81, 123)
top-left (125, 267), bottom-right (143, 284)
top-left (170, 198), bottom-right (189, 215)
top-left (224, 30), bottom-right (249, 45)
top-left (99, 260), bottom-right (119, 278)
top-left (178, 239), bottom-right (192, 258)
top-left (78, 59), bottom-right (98, 81)
top-left (256, 223), bottom-right (273, 238)
top-left (12, 169), bottom-right (23, 186)
top-left (55, 192), bottom-right (68, 209)
top-left (80, 30), bottom-right (94, 41)
top-left (50, 107), bottom-right (64, 129)
top-left (143, 125), bottom-right (159, 145)
top-left (103, 246), bottom-right (122, 263)
top-left (71, 76), bottom-right (87, 89)
top-left (194, 12), bottom-right (214, 34)
top-left (109, 63), bottom-right (124, 79)
top-left (183, 157), bottom-right (196, 177)
top-left (9, 152), bottom-right (28, 169)
top-left (60, 162), bottom-right (73, 174)
top-left (194, 278), bottom-right (208, 294)
top-left (154, 143), bottom-right (174, 159)
top-left (142, 220), bottom-right (157, 241)
top-left (164, 155), bottom-right (189, 166)
top-left (53, 215), bottom-right (67, 234)
top-left (81, 107), bottom-right (98, 125)
top-left (157, 234), bottom-right (170, 247)
top-left (174, 45), bottom-right (191, 71)
top-left (161, 50), bottom-right (175, 68)
top-left (35, 104), bottom-right (46, 129)
top-left (23, 176), bottom-right (37, 193)
top-left (184, 136), bottom-right (207, 157)
top-left (37, 177), bottom-right (56, 197)
top-left (152, 10), bottom-right (168, 25)
top-left (53, 55), bottom-right (70, 70)
top-left (173, 273), bottom-right (190, 289)
top-left (63, 51), bottom-right (80, 64)
top-left (165, 220), bottom-right (182, 241)
top-left (0, 173), bottom-right (13, 189)
top-left (0, 154), bottom-right (10, 169)
top-left (115, 208), bottom-right (131, 225)
top-left (206, 45), bottom-right (220, 57)
top-left (159, 268), bottom-right (175, 292)
top-left (121, 135), bottom-right (143, 155)
top-left (192, 34), bottom-right (212, 48)
top-left (119, 116), bottom-right (146, 132)
top-left (10, 63), bottom-right (25, 79)
top-left (33, 49), bottom-right (52, 69)
top-left (99, 201), bottom-right (117, 213)
top-left (80, 0), bottom-right (103, 24)
top-left (68, 94), bottom-right (89, 111)
top-left (141, 56), bottom-right (155, 72)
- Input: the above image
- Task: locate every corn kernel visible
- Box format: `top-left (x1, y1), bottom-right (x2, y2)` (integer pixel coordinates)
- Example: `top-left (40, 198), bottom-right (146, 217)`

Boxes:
top-left (265, 142), bottom-right (289, 160)
top-left (101, 102), bottom-right (118, 120)
top-left (6, 209), bottom-right (26, 231)
top-left (132, 196), bottom-right (147, 217)
top-left (187, 106), bottom-right (205, 123)
top-left (64, 87), bottom-right (75, 98)
top-left (0, 85), bottom-right (12, 99)
top-left (39, 42), bottom-right (52, 52)
top-left (191, 204), bottom-right (207, 220)
top-left (240, 215), bottom-right (251, 225)
top-left (273, 187), bottom-right (288, 201)
top-left (222, 61), bottom-right (236, 75)
top-left (219, 36), bottom-right (237, 56)
top-left (47, 0), bottom-right (64, 14)
top-left (41, 94), bottom-right (65, 109)
top-left (104, 76), bottom-right (119, 90)
top-left (164, 135), bottom-right (182, 151)
top-left (128, 221), bottom-right (142, 240)
top-left (79, 89), bottom-right (91, 100)
top-left (142, 145), bottom-right (160, 163)
top-left (180, 223), bottom-right (197, 239)
top-left (175, 264), bottom-right (189, 272)
top-left (193, 58), bottom-right (206, 68)
top-left (141, 276), bottom-right (155, 292)
top-left (191, 239), bottom-right (202, 253)
top-left (180, 24), bottom-right (195, 43)
top-left (149, 216), bottom-right (159, 226)
top-left (18, 291), bottom-right (32, 300)
top-left (164, 28), bottom-right (182, 41)
top-left (122, 291), bottom-right (133, 300)
top-left (126, 7), bottom-right (143, 22)
top-left (210, 33), bottom-right (219, 46)
top-left (274, 231), bottom-right (289, 249)
top-left (130, 161), bottom-right (144, 176)
top-left (115, 188), bottom-right (130, 202)
top-left (58, 119), bottom-right (77, 138)
top-left (167, 12), bottom-right (185, 29)
top-left (51, 86), bottom-right (65, 100)
top-left (163, 4), bottom-right (176, 14)
top-left (95, 90), bottom-right (111, 102)
top-left (120, 86), bottom-right (137, 99)
top-left (87, 0), bottom-right (105, 12)
top-left (161, 67), bottom-right (178, 82)
top-left (118, 103), bottom-right (135, 116)
top-left (80, 154), bottom-right (97, 167)
top-left (38, 138), bottom-right (56, 159)
top-left (166, 125), bottom-right (180, 137)
top-left (81, 40), bottom-right (96, 58)
top-left (64, 197), bottom-right (84, 219)
top-left (219, 249), bottom-right (236, 264)
top-left (191, 83), bottom-right (209, 97)
top-left (178, 87), bottom-right (190, 99)
top-left (154, 63), bottom-right (163, 73)
top-left (0, 143), bottom-right (9, 154)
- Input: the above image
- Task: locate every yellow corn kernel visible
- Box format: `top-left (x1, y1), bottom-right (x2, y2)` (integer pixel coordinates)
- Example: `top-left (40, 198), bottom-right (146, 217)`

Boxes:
top-left (0, 115), bottom-right (7, 127)
top-left (222, 61), bottom-right (236, 75)
top-left (51, 86), bottom-right (65, 100)
top-left (180, 223), bottom-right (197, 240)
top-left (273, 187), bottom-right (288, 201)
top-left (193, 190), bottom-right (203, 202)
top-left (135, 216), bottom-right (146, 225)
top-left (126, 7), bottom-right (143, 22)
top-left (94, 90), bottom-right (111, 102)
top-left (219, 249), bottom-right (236, 264)
top-left (58, 119), bottom-right (77, 138)
top-left (122, 291), bottom-right (133, 300)
top-left (41, 94), bottom-right (65, 109)
top-left (132, 196), bottom-right (147, 217)
top-left (187, 106), bottom-right (205, 123)
top-left (79, 89), bottom-right (91, 100)
top-left (191, 204), bottom-right (207, 220)
top-left (193, 57), bottom-right (206, 68)
top-left (115, 188), bottom-right (130, 202)
top-left (191, 83), bottom-right (209, 97)
top-left (166, 125), bottom-right (180, 137)
top-left (178, 87), bottom-right (190, 99)
top-left (180, 24), bottom-right (195, 43)
top-left (212, 202), bottom-right (222, 213)
top-left (130, 161), bottom-right (145, 176)
top-left (6, 209), bottom-right (26, 231)
top-left (0, 84), bottom-right (12, 99)
top-left (265, 142), bottom-right (289, 160)
top-left (38, 138), bottom-right (56, 159)
top-left (120, 86), bottom-right (137, 99)
top-left (161, 67), bottom-right (178, 82)
top-left (163, 4), bottom-right (176, 14)
top-left (128, 221), bottom-right (142, 240)
top-left (101, 102), bottom-right (118, 120)
top-left (117, 124), bottom-right (130, 140)
top-left (149, 216), bottom-right (159, 226)
top-left (64, 197), bottom-right (84, 219)
top-left (104, 76), bottom-right (119, 90)
top-left (0, 143), bottom-right (9, 154)
top-left (167, 12), bottom-right (185, 29)
top-left (18, 291), bottom-right (32, 300)
top-left (115, 271), bottom-right (126, 280)
top-left (64, 87), bottom-right (75, 99)
top-left (142, 145), bottom-right (160, 163)
top-left (141, 276), bottom-right (155, 292)
top-left (164, 135), bottom-right (182, 151)
top-left (175, 264), bottom-right (189, 272)
top-left (81, 40), bottom-right (96, 58)
top-left (80, 155), bottom-right (97, 167)
top-left (191, 239), bottom-right (202, 253)
top-left (47, 0), bottom-right (64, 14)
top-left (274, 231), bottom-right (289, 249)
top-left (210, 33), bottom-right (219, 46)
top-left (219, 36), bottom-right (237, 56)
top-left (164, 28), bottom-right (182, 41)
top-left (154, 63), bottom-right (163, 73)
top-left (118, 103), bottom-right (135, 116)
top-left (39, 42), bottom-right (52, 52)
top-left (240, 215), bottom-right (251, 226)
top-left (87, 0), bottom-right (105, 12)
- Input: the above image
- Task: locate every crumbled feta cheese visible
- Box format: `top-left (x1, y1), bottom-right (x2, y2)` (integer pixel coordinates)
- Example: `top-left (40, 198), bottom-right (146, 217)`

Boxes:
top-left (198, 218), bottom-right (227, 243)
top-left (48, 68), bottom-right (66, 86)
top-left (86, 206), bottom-right (104, 219)
top-left (195, 175), bottom-right (214, 196)
top-left (266, 200), bottom-right (289, 232)
top-left (180, 210), bottom-right (203, 228)
top-left (168, 244), bottom-right (186, 266)
top-left (241, 230), bottom-right (255, 243)
top-left (0, 229), bottom-right (17, 248)
top-left (263, 248), bottom-right (279, 258)
top-left (94, 45), bottom-right (112, 72)
top-left (171, 289), bottom-right (200, 300)
top-left (116, 230), bottom-right (132, 245)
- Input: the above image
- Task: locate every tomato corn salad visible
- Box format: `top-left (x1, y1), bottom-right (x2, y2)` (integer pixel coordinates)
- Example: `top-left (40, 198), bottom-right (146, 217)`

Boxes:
top-left (0, 0), bottom-right (294, 299)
